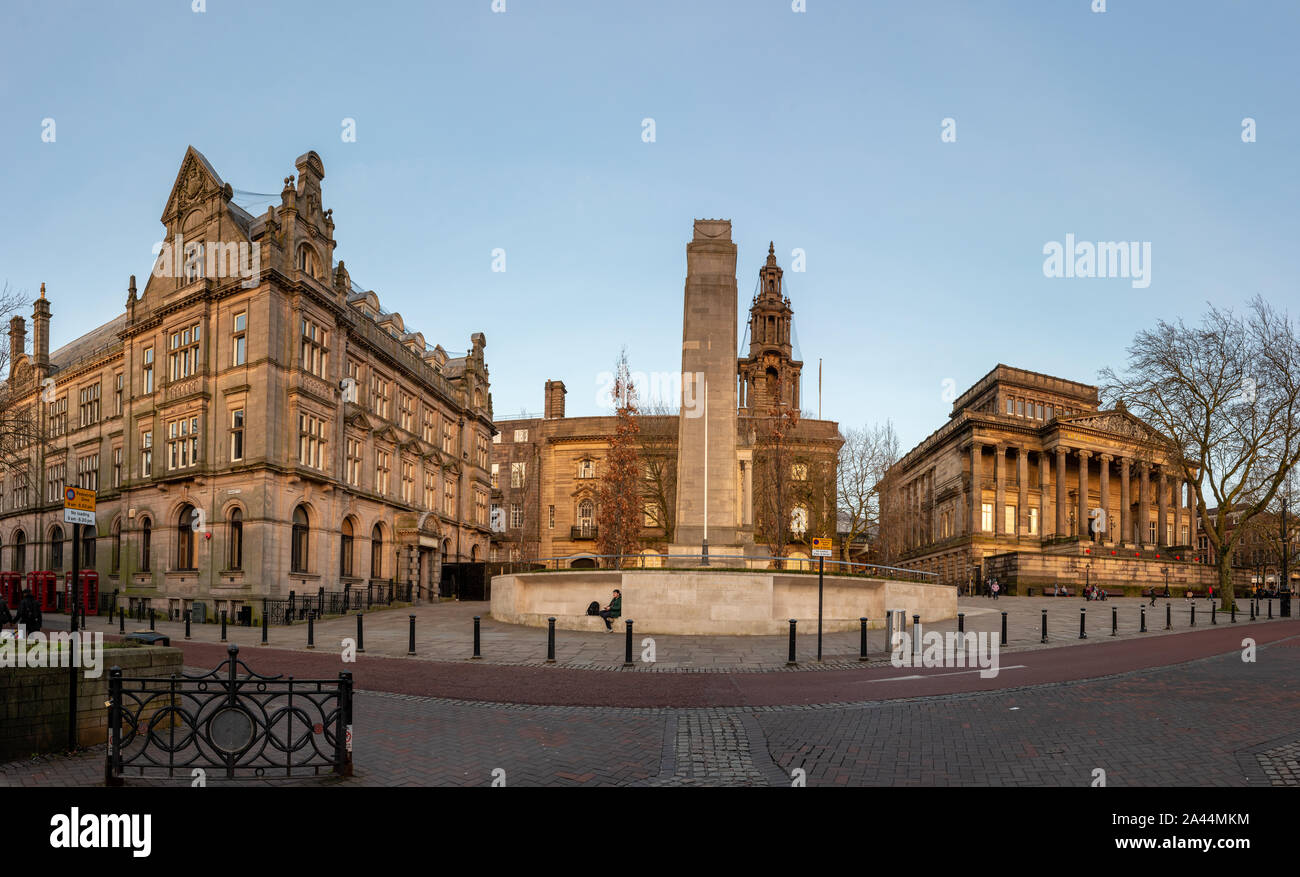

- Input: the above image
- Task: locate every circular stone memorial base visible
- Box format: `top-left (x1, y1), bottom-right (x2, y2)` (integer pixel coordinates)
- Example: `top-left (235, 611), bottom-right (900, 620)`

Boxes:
top-left (490, 569), bottom-right (956, 635)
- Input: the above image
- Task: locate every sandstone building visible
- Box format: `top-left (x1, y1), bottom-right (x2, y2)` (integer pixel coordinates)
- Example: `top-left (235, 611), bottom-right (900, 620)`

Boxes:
top-left (889, 365), bottom-right (1221, 593)
top-left (0, 147), bottom-right (494, 620)
top-left (490, 225), bottom-right (840, 568)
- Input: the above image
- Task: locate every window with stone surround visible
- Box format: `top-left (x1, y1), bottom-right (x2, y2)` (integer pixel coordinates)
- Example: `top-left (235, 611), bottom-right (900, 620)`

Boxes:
top-left (168, 323), bottom-right (201, 381)
top-left (301, 317), bottom-right (329, 378)
top-left (79, 382), bottom-right (100, 427)
top-left (232, 311), bottom-right (247, 366)
top-left (345, 438), bottom-right (362, 486)
top-left (167, 416), bottom-right (200, 470)
top-left (298, 412), bottom-right (327, 470)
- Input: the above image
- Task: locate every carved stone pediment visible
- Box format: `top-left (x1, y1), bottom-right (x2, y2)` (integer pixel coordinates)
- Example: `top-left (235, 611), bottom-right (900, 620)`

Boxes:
top-left (1058, 410), bottom-right (1160, 441)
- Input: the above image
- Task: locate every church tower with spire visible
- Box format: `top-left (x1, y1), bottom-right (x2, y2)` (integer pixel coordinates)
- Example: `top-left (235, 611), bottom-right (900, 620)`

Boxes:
top-left (738, 243), bottom-right (802, 414)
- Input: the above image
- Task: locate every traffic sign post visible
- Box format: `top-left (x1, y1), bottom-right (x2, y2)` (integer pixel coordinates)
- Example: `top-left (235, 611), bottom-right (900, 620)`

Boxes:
top-left (811, 537), bottom-right (833, 662)
top-left (64, 487), bottom-right (95, 751)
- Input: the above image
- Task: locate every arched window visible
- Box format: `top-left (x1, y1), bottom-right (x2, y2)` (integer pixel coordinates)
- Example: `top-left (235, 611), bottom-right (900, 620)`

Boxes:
top-left (291, 505), bottom-right (309, 573)
top-left (111, 520), bottom-right (121, 574)
top-left (578, 499), bottom-right (594, 531)
top-left (14, 530), bottom-right (26, 574)
top-left (370, 524), bottom-right (384, 579)
top-left (176, 505), bottom-right (197, 570)
top-left (50, 526), bottom-right (64, 570)
top-left (228, 509), bottom-right (243, 570)
top-left (81, 527), bottom-right (95, 569)
top-left (140, 518), bottom-right (152, 571)
top-left (442, 538), bottom-right (451, 564)
top-left (298, 245), bottom-right (320, 278)
top-left (340, 518), bottom-right (354, 578)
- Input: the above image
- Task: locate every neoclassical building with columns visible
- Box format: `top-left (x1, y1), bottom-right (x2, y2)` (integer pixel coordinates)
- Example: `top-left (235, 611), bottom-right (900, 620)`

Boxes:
top-left (889, 365), bottom-right (1217, 593)
top-left (0, 147), bottom-right (494, 621)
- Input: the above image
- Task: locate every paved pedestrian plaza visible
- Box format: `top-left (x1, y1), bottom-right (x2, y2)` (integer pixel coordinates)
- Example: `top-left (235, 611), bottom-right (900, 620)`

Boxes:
top-left (4, 596), bottom-right (1297, 787)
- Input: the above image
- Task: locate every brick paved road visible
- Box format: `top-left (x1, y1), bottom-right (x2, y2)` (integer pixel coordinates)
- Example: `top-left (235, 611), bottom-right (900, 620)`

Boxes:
top-left (82, 595), bottom-right (1281, 669)
top-left (4, 633), bottom-right (1295, 787)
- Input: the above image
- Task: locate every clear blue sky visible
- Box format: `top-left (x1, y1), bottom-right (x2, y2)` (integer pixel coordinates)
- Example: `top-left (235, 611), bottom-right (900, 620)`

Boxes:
top-left (2, 0), bottom-right (1296, 454)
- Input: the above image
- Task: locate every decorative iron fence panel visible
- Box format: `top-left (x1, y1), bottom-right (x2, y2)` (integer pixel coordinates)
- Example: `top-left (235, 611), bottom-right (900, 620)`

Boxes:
top-left (106, 644), bottom-right (352, 784)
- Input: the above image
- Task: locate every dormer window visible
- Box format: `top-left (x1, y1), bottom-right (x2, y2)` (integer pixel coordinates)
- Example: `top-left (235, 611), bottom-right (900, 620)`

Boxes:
top-left (297, 245), bottom-right (320, 278)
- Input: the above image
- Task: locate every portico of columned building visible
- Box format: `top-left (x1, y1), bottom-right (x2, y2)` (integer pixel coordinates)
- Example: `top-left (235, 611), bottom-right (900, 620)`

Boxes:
top-left (889, 365), bottom-right (1222, 594)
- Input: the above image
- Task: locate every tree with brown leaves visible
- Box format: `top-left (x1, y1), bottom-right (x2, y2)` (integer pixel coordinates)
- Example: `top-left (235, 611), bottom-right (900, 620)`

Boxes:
top-left (596, 352), bottom-right (643, 568)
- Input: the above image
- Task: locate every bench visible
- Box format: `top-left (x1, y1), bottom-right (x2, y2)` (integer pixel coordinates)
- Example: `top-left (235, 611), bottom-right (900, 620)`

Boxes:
top-left (1042, 588), bottom-right (1072, 597)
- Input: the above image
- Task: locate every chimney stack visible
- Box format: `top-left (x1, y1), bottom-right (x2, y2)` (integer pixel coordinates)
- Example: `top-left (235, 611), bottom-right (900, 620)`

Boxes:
top-left (32, 283), bottom-right (51, 371)
top-left (544, 380), bottom-right (566, 419)
top-left (8, 316), bottom-right (26, 380)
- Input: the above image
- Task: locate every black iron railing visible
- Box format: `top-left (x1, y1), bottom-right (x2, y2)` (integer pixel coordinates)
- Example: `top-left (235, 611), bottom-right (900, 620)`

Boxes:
top-left (106, 644), bottom-right (352, 784)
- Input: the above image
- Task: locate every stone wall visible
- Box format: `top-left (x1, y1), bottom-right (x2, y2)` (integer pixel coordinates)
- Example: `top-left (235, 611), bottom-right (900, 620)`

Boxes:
top-left (492, 570), bottom-right (956, 635)
top-left (0, 645), bottom-right (182, 762)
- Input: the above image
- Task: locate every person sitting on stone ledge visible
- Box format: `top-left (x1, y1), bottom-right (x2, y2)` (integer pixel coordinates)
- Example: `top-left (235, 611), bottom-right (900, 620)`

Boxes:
top-left (600, 589), bottom-right (622, 632)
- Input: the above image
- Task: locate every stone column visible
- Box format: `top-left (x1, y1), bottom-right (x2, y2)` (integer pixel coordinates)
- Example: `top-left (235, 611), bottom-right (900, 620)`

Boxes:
top-left (1139, 463), bottom-right (1151, 546)
top-left (994, 445), bottom-right (1006, 535)
top-left (1056, 446), bottom-right (1069, 536)
top-left (1157, 467), bottom-right (1168, 546)
top-left (970, 442), bottom-right (983, 534)
top-left (1017, 446), bottom-right (1029, 537)
top-left (1120, 457), bottom-right (1132, 545)
top-left (927, 470), bottom-right (936, 543)
top-left (1038, 451), bottom-right (1050, 538)
top-left (1098, 454), bottom-right (1112, 542)
top-left (1077, 450), bottom-right (1091, 539)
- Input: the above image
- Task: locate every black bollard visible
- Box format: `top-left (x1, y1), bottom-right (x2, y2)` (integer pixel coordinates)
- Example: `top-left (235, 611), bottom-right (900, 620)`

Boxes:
top-left (624, 620), bottom-right (634, 668)
top-left (221, 609), bottom-right (228, 642)
top-left (472, 615), bottom-right (482, 659)
top-left (149, 609), bottom-right (155, 632)
top-left (408, 614), bottom-right (416, 656)
top-left (118, 606), bottom-right (125, 635)
top-left (1165, 603), bottom-right (1171, 631)
top-left (859, 617), bottom-right (869, 662)
top-left (1268, 599), bottom-right (1273, 620)
top-left (307, 611), bottom-right (315, 649)
top-left (546, 617), bottom-right (556, 663)
top-left (1190, 603), bottom-right (1196, 627)
top-left (1000, 611), bottom-right (1008, 647)
top-left (913, 614), bottom-right (922, 660)
top-left (957, 612), bottom-right (965, 634)
top-left (1250, 600), bottom-right (1256, 621)
top-left (1140, 605), bottom-right (1147, 633)
top-left (1212, 602), bottom-right (1217, 625)
top-left (1079, 607), bottom-right (1087, 639)
top-left (787, 619), bottom-right (798, 666)
top-left (1041, 608), bottom-right (1048, 643)
top-left (1231, 604), bottom-right (1236, 623)
top-left (184, 609), bottom-right (191, 640)
top-left (356, 612), bottom-right (365, 653)
top-left (1111, 605), bottom-right (1118, 636)
top-left (260, 601), bottom-right (269, 645)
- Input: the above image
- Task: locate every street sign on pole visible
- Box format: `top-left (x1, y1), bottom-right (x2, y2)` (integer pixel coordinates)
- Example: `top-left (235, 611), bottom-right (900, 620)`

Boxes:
top-left (811, 536), bottom-right (833, 558)
top-left (63, 487), bottom-right (95, 749)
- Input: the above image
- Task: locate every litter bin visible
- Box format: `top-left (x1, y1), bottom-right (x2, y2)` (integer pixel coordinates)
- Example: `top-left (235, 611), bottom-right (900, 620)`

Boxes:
top-left (189, 601), bottom-right (207, 624)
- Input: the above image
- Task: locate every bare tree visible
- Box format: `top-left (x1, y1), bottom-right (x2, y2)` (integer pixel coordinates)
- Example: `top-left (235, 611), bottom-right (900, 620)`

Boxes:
top-left (0, 282), bottom-right (47, 511)
top-left (837, 420), bottom-right (900, 565)
top-left (637, 401), bottom-right (677, 546)
top-left (754, 401), bottom-right (801, 566)
top-left (1100, 297), bottom-right (1300, 610)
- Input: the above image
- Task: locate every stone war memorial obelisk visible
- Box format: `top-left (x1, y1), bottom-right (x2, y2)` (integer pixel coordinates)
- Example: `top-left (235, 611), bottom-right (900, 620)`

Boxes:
top-left (670, 219), bottom-right (750, 562)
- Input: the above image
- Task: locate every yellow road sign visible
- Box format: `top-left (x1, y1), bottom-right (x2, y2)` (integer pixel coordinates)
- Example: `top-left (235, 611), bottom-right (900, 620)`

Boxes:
top-left (811, 537), bottom-right (833, 551)
top-left (64, 487), bottom-right (96, 512)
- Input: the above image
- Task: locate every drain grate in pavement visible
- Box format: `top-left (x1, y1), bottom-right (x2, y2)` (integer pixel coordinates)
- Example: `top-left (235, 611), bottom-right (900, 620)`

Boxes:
top-left (1254, 740), bottom-right (1300, 786)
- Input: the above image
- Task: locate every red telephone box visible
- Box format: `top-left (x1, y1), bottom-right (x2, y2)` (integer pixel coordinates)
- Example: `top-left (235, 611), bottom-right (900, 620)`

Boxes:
top-left (28, 571), bottom-right (57, 613)
top-left (0, 572), bottom-right (20, 609)
top-left (67, 570), bottom-right (100, 615)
